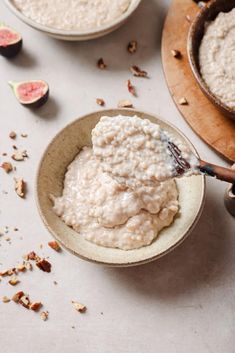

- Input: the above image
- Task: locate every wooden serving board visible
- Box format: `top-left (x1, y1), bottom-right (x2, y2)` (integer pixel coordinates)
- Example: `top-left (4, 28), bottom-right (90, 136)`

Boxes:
top-left (162, 0), bottom-right (235, 163)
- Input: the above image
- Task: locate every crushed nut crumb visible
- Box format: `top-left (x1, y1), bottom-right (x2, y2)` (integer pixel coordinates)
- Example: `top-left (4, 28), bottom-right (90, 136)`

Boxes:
top-left (9, 131), bottom-right (17, 139)
top-left (127, 79), bottom-right (136, 96)
top-left (19, 294), bottom-right (30, 308)
top-left (96, 98), bottom-right (105, 106)
top-left (127, 40), bottom-right (137, 54)
top-left (21, 133), bottom-right (28, 138)
top-left (40, 311), bottom-right (49, 321)
top-left (2, 296), bottom-right (11, 303)
top-left (171, 49), bottom-right (182, 58)
top-left (118, 100), bottom-right (133, 108)
top-left (36, 259), bottom-right (51, 273)
top-left (130, 65), bottom-right (148, 78)
top-left (14, 178), bottom-right (26, 198)
top-left (30, 302), bottom-right (42, 312)
top-left (97, 58), bottom-right (107, 69)
top-left (179, 97), bottom-right (188, 105)
top-left (12, 150), bottom-right (28, 161)
top-left (12, 291), bottom-right (24, 303)
top-left (72, 301), bottom-right (87, 313)
top-left (48, 241), bottom-right (61, 252)
top-left (8, 275), bottom-right (20, 286)
top-left (1, 162), bottom-right (13, 173)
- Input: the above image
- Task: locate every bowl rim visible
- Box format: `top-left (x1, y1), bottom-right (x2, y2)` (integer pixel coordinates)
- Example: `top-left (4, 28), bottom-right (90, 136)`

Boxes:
top-left (35, 108), bottom-right (206, 267)
top-left (4, 0), bottom-right (142, 38)
top-left (187, 0), bottom-right (235, 119)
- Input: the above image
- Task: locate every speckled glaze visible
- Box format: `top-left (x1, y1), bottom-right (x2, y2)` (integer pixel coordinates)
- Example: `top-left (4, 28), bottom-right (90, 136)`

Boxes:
top-left (4, 0), bottom-right (142, 41)
top-left (36, 109), bottom-right (205, 267)
top-left (187, 0), bottom-right (235, 120)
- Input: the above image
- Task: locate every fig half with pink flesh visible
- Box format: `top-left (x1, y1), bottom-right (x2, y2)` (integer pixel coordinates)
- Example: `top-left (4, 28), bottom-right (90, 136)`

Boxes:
top-left (9, 80), bottom-right (49, 108)
top-left (0, 24), bottom-right (22, 58)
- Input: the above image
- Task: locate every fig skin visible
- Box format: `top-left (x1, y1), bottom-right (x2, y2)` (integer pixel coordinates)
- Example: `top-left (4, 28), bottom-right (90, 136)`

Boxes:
top-left (29, 88), bottom-right (49, 109)
top-left (0, 27), bottom-right (22, 58)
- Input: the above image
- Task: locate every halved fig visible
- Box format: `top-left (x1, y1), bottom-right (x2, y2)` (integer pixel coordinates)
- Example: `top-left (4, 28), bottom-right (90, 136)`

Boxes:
top-left (9, 80), bottom-right (49, 108)
top-left (0, 24), bottom-right (22, 58)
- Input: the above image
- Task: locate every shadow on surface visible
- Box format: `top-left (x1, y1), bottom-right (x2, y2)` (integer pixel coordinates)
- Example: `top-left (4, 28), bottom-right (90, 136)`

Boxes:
top-left (9, 48), bottom-right (37, 68)
top-left (31, 97), bottom-right (60, 120)
top-left (50, 0), bottom-right (166, 72)
top-left (103, 189), bottom-right (230, 299)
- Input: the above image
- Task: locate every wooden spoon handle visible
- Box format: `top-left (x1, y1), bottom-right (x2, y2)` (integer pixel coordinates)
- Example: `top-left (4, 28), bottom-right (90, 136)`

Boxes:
top-left (199, 160), bottom-right (235, 183)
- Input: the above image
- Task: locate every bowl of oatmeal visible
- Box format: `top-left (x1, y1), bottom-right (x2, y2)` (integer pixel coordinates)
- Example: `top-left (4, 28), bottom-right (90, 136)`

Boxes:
top-left (4, 0), bottom-right (141, 41)
top-left (36, 109), bottom-right (205, 266)
top-left (188, 0), bottom-right (235, 119)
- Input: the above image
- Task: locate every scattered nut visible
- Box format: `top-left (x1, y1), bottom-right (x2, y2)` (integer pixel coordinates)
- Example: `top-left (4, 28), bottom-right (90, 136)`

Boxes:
top-left (118, 100), bottom-right (133, 108)
top-left (40, 311), bottom-right (49, 321)
top-left (130, 65), bottom-right (148, 78)
top-left (30, 302), bottom-right (42, 312)
top-left (9, 131), bottom-right (17, 139)
top-left (96, 98), bottom-right (105, 106)
top-left (1, 162), bottom-right (13, 173)
top-left (17, 263), bottom-right (26, 272)
top-left (8, 276), bottom-right (20, 286)
top-left (127, 40), bottom-right (137, 54)
top-left (48, 241), bottom-right (61, 252)
top-left (179, 97), bottom-right (188, 105)
top-left (14, 178), bottom-right (26, 198)
top-left (26, 251), bottom-right (39, 261)
top-left (72, 301), bottom-right (87, 313)
top-left (97, 58), bottom-right (107, 69)
top-left (19, 294), bottom-right (30, 308)
top-left (12, 291), bottom-right (24, 303)
top-left (171, 49), bottom-right (182, 58)
top-left (12, 150), bottom-right (28, 161)
top-left (25, 262), bottom-right (33, 271)
top-left (2, 296), bottom-right (10, 303)
top-left (127, 79), bottom-right (136, 96)
top-left (21, 133), bottom-right (28, 138)
top-left (36, 259), bottom-right (51, 273)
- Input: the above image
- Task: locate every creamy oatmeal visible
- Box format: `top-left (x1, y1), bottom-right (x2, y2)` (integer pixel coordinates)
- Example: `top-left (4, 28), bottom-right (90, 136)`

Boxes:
top-left (12, 0), bottom-right (131, 31)
top-left (53, 115), bottom-right (197, 250)
top-left (199, 8), bottom-right (235, 109)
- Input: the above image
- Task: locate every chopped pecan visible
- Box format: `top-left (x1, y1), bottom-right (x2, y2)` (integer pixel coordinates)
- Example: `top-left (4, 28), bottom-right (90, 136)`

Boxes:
top-left (40, 311), bottom-right (49, 321)
top-left (19, 294), bottom-right (30, 309)
top-left (1, 162), bottom-right (13, 173)
top-left (12, 291), bottom-right (24, 303)
top-left (179, 97), bottom-right (188, 105)
top-left (96, 98), bottom-right (105, 106)
top-left (21, 133), bottom-right (28, 138)
top-left (118, 100), bottom-right (133, 108)
top-left (97, 58), bottom-right (107, 69)
top-left (17, 263), bottom-right (26, 272)
top-left (9, 131), bottom-right (17, 139)
top-left (72, 301), bottom-right (87, 313)
top-left (30, 302), bottom-right (42, 312)
top-left (36, 259), bottom-right (51, 273)
top-left (8, 276), bottom-right (20, 286)
top-left (2, 296), bottom-right (10, 303)
top-left (48, 241), bottom-right (61, 252)
top-left (26, 251), bottom-right (39, 261)
top-left (127, 40), bottom-right (137, 54)
top-left (12, 150), bottom-right (28, 161)
top-left (127, 79), bottom-right (136, 96)
top-left (171, 49), bottom-right (182, 58)
top-left (14, 178), bottom-right (26, 198)
top-left (130, 65), bottom-right (148, 78)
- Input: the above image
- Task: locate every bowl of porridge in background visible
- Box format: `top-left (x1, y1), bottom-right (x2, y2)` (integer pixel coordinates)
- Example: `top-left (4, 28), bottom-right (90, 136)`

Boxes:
top-left (36, 109), bottom-right (205, 267)
top-left (4, 0), bottom-right (142, 41)
top-left (188, 0), bottom-right (235, 120)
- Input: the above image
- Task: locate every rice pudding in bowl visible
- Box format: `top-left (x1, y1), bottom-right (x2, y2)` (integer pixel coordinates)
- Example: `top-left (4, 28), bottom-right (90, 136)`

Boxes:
top-left (6, 0), bottom-right (141, 40)
top-left (199, 8), bottom-right (235, 111)
top-left (36, 109), bottom-right (205, 266)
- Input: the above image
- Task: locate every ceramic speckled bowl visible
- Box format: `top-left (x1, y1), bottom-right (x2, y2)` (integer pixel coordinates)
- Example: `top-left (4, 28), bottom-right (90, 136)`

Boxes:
top-left (36, 109), bottom-right (205, 267)
top-left (187, 0), bottom-right (235, 120)
top-left (4, 0), bottom-right (142, 41)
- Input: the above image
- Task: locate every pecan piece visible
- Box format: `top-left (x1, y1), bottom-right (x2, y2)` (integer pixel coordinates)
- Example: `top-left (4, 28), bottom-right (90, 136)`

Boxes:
top-left (127, 40), bottom-right (137, 54)
top-left (36, 259), bottom-right (51, 273)
top-left (1, 162), bottom-right (13, 173)
top-left (30, 302), bottom-right (42, 312)
top-left (171, 49), bottom-right (182, 58)
top-left (96, 98), bottom-right (105, 106)
top-left (8, 276), bottom-right (20, 286)
top-left (14, 178), bottom-right (26, 198)
top-left (9, 131), bottom-right (17, 139)
top-left (40, 311), bottom-right (49, 321)
top-left (2, 296), bottom-right (11, 303)
top-left (12, 291), bottom-right (24, 303)
top-left (72, 301), bottom-right (87, 313)
top-left (127, 79), bottom-right (136, 96)
top-left (48, 241), bottom-right (61, 252)
top-left (12, 150), bottom-right (28, 161)
top-left (179, 97), bottom-right (188, 105)
top-left (130, 65), bottom-right (148, 78)
top-left (97, 58), bottom-right (107, 69)
top-left (118, 100), bottom-right (133, 108)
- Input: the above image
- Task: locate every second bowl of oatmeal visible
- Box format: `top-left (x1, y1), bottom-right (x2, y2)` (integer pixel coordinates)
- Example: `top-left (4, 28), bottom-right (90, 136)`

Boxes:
top-left (4, 0), bottom-right (142, 41)
top-left (188, 0), bottom-right (235, 119)
top-left (36, 109), bottom-right (205, 267)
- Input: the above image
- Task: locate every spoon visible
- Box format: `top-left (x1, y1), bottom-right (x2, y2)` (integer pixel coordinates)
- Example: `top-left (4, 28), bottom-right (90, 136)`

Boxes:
top-left (167, 141), bottom-right (235, 184)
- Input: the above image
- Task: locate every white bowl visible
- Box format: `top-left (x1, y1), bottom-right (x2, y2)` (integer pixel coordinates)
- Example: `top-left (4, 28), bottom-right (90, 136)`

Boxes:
top-left (4, 0), bottom-right (142, 41)
top-left (36, 109), bottom-right (206, 267)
